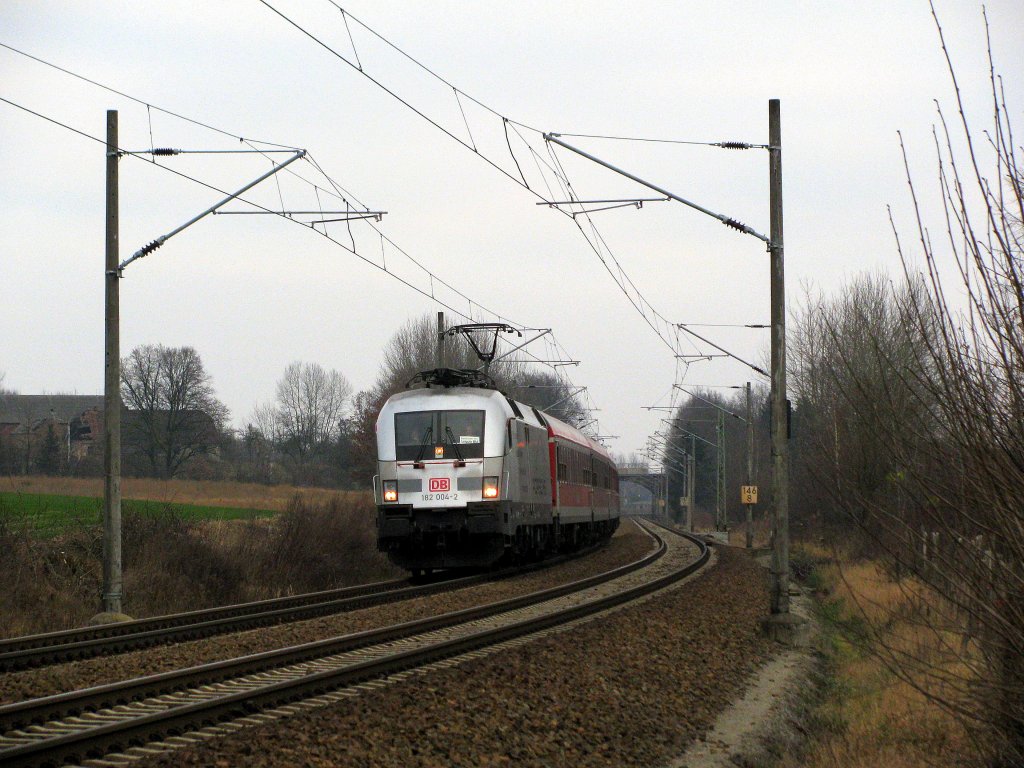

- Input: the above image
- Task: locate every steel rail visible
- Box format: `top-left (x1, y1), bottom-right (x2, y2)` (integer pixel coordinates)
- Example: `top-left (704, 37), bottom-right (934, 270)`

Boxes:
top-left (0, 541), bottom-right (614, 672)
top-left (0, 576), bottom-right (478, 672)
top-left (2, 526), bottom-right (706, 767)
top-left (0, 527), bottom-right (705, 767)
top-left (0, 578), bottom-right (402, 655)
top-left (5, 537), bottom-right (707, 768)
top-left (0, 533), bottom-right (666, 733)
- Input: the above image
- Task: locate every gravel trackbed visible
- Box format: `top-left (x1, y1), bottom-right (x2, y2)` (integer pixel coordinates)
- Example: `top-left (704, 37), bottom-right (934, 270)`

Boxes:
top-left (0, 524), bottom-right (653, 705)
top-left (140, 545), bottom-right (771, 768)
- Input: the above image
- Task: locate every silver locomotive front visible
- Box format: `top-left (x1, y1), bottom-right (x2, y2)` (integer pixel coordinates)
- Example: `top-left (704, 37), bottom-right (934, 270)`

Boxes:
top-left (374, 387), bottom-right (511, 571)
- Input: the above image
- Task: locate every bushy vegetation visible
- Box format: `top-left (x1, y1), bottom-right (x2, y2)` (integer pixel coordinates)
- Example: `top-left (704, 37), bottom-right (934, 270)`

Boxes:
top-left (0, 494), bottom-right (399, 638)
top-left (777, 13), bottom-right (1024, 764)
top-left (785, 546), bottom-right (976, 768)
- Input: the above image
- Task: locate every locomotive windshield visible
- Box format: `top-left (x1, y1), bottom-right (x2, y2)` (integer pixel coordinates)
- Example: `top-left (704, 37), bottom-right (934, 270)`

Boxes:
top-left (395, 410), bottom-right (485, 460)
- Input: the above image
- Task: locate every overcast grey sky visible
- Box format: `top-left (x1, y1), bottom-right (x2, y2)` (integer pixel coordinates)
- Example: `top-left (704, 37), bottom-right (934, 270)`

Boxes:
top-left (2, 1), bottom-right (1021, 460)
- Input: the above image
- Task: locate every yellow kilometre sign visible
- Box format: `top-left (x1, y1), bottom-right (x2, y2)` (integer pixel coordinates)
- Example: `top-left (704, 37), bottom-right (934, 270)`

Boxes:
top-left (741, 485), bottom-right (758, 504)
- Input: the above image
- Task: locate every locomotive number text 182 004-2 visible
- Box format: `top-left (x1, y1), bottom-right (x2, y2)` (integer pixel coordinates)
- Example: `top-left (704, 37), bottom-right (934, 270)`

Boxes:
top-left (422, 492), bottom-right (458, 502)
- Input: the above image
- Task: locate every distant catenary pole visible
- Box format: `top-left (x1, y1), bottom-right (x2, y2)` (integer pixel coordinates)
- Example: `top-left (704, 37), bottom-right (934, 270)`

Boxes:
top-left (746, 381), bottom-right (754, 548)
top-left (716, 409), bottom-right (726, 532)
top-left (436, 311), bottom-right (445, 369)
top-left (687, 435), bottom-right (695, 532)
top-left (103, 109), bottom-right (122, 614)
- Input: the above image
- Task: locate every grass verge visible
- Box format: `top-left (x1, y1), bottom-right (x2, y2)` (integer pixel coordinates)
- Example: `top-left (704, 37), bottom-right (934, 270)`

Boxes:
top-left (1, 475), bottom-right (366, 513)
top-left (0, 491), bottom-right (271, 535)
top-left (778, 542), bottom-right (976, 768)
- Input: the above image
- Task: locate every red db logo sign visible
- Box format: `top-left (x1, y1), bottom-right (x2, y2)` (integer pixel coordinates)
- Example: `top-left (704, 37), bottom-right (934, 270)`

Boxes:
top-left (429, 478), bottom-right (450, 492)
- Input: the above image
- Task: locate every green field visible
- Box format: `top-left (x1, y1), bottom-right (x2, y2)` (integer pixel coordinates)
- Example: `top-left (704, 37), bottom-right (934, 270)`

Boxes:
top-left (0, 491), bottom-right (273, 534)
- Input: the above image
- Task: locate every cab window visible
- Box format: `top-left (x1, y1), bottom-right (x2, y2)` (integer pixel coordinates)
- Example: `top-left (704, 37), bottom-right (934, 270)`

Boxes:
top-left (395, 410), bottom-right (485, 460)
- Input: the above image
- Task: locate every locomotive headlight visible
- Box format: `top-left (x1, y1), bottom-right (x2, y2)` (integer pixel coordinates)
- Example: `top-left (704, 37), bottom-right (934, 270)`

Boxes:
top-left (482, 476), bottom-right (499, 499)
top-left (383, 480), bottom-right (398, 503)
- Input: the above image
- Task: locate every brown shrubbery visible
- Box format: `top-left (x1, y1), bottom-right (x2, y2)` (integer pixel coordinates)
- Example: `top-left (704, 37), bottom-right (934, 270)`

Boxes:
top-left (0, 494), bottom-right (400, 638)
top-left (787, 11), bottom-right (1024, 764)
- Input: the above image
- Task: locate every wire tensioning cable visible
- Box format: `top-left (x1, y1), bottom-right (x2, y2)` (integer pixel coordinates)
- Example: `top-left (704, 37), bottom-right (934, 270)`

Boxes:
top-left (542, 131), bottom-right (770, 149)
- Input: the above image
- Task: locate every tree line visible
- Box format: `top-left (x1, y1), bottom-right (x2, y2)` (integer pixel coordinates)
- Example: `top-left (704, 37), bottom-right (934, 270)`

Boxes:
top-left (1, 315), bottom-right (587, 488)
top-left (663, 28), bottom-right (1022, 763)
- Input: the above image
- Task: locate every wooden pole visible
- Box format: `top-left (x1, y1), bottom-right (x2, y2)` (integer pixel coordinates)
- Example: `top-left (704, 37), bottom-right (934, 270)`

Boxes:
top-left (102, 109), bottom-right (122, 615)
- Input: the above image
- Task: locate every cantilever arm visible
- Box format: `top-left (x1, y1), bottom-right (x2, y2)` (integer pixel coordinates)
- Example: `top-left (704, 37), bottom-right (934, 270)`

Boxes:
top-left (118, 149), bottom-right (307, 273)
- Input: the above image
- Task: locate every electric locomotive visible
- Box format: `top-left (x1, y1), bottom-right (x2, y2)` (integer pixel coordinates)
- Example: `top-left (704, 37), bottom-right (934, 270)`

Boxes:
top-left (373, 368), bottom-right (619, 573)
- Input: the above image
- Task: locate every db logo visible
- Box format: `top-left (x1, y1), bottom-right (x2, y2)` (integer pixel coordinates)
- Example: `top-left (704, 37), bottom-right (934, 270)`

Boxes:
top-left (429, 478), bottom-right (451, 492)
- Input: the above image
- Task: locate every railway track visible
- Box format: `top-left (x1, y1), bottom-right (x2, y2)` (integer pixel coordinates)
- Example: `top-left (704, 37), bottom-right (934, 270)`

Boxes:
top-left (0, 544), bottom-right (606, 673)
top-left (0, 521), bottom-right (708, 768)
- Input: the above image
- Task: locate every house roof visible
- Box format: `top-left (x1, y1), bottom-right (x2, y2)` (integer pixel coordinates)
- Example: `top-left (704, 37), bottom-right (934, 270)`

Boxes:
top-left (0, 394), bottom-right (103, 425)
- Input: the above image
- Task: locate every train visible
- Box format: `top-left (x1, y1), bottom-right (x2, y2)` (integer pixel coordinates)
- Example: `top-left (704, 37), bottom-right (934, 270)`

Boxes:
top-left (373, 368), bottom-right (620, 573)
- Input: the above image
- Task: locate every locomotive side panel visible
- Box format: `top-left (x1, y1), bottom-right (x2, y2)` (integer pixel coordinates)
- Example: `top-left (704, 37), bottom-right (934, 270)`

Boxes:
top-left (504, 417), bottom-right (553, 528)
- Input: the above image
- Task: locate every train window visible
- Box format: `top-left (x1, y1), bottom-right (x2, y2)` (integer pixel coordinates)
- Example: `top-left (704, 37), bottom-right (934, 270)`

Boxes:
top-left (505, 397), bottom-right (523, 419)
top-left (394, 411), bottom-right (434, 460)
top-left (441, 411), bottom-right (485, 458)
top-left (395, 410), bottom-right (485, 460)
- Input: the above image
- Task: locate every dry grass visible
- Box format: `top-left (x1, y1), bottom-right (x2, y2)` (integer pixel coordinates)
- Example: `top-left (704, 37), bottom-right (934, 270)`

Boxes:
top-left (784, 549), bottom-right (977, 768)
top-left (726, 514), bottom-right (772, 547)
top-left (1, 475), bottom-right (366, 512)
top-left (0, 494), bottom-right (400, 638)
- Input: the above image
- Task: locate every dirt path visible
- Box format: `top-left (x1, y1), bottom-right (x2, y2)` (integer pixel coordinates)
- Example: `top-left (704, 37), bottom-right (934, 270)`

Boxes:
top-left (668, 565), bottom-right (818, 768)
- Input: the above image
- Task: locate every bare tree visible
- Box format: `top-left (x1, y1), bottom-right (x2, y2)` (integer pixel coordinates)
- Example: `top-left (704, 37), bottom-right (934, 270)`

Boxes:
top-left (789, 8), bottom-right (1024, 764)
top-left (506, 370), bottom-right (588, 426)
top-left (348, 314), bottom-right (589, 485)
top-left (255, 362), bottom-right (352, 484)
top-left (611, 451), bottom-right (649, 471)
top-left (789, 273), bottom-right (937, 533)
top-left (120, 345), bottom-right (229, 478)
top-left (663, 388), bottom-right (763, 527)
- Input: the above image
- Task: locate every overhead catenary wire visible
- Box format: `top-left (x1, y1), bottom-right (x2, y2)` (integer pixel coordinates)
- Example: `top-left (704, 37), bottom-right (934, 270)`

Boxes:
top-left (0, 92), bottom-right (583, 381)
top-left (3, 17), bottom-right (770, 452)
top-left (259, 1), bottom-right (699, 362)
top-left (0, 41), bottom-right (300, 150)
top-left (678, 322), bottom-right (769, 328)
top-left (0, 42), bottom-right (530, 336)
